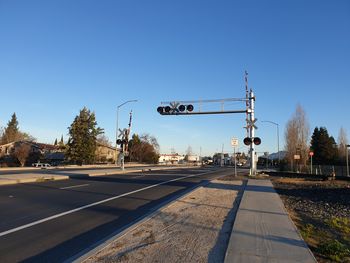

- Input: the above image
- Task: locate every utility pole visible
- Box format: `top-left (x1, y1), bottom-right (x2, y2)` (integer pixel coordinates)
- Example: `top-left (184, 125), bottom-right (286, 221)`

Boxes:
top-left (347, 145), bottom-right (350, 176)
top-left (262, 120), bottom-right (280, 165)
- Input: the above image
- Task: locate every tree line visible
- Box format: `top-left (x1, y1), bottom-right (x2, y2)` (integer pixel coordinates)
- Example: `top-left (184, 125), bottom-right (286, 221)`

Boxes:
top-left (0, 108), bottom-right (159, 166)
top-left (284, 104), bottom-right (348, 168)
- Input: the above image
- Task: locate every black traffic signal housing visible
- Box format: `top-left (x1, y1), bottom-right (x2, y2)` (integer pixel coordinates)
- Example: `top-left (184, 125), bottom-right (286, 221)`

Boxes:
top-left (243, 137), bottom-right (261, 146)
top-left (253, 137), bottom-right (261, 145)
top-left (157, 104), bottom-right (194, 114)
top-left (243, 137), bottom-right (252, 146)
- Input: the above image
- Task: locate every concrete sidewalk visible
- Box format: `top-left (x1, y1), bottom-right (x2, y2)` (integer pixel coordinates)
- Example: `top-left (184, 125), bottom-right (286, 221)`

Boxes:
top-left (225, 179), bottom-right (317, 263)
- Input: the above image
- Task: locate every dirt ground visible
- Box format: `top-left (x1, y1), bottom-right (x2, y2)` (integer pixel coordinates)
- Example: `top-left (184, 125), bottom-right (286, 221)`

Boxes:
top-left (272, 177), bottom-right (350, 263)
top-left (85, 179), bottom-right (243, 263)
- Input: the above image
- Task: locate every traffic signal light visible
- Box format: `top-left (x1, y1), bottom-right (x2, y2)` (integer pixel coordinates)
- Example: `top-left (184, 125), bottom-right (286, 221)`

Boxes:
top-left (244, 137), bottom-right (262, 145)
top-left (157, 104), bottom-right (194, 114)
top-left (243, 137), bottom-right (252, 145)
top-left (164, 106), bottom-right (171, 113)
top-left (253, 137), bottom-right (261, 145)
top-left (186, 104), bottom-right (194, 112)
top-left (179, 105), bottom-right (186, 112)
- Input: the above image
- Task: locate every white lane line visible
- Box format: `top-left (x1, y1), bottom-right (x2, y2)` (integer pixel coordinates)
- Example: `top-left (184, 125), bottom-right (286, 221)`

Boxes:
top-left (131, 175), bottom-right (145, 179)
top-left (60, 184), bottom-right (90, 190)
top-left (0, 170), bottom-right (216, 237)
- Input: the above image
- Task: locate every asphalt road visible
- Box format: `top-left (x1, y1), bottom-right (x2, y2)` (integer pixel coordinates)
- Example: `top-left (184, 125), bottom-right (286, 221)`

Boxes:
top-left (0, 166), bottom-right (236, 262)
top-left (0, 165), bottom-right (163, 176)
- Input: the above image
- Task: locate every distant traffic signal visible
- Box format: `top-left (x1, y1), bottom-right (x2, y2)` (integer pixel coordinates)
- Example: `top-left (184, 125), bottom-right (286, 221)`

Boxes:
top-left (157, 106), bottom-right (164, 114)
top-left (164, 106), bottom-right (171, 113)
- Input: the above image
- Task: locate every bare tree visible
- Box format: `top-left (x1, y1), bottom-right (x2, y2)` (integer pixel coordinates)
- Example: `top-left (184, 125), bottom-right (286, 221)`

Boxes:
top-left (128, 133), bottom-right (160, 164)
top-left (14, 144), bottom-right (31, 167)
top-left (284, 104), bottom-right (310, 169)
top-left (338, 127), bottom-right (348, 161)
top-left (97, 134), bottom-right (112, 147)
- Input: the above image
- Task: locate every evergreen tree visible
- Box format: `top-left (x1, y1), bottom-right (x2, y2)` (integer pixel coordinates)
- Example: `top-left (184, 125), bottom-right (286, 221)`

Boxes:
top-left (310, 127), bottom-right (338, 165)
top-left (60, 135), bottom-right (64, 145)
top-left (66, 107), bottom-right (103, 165)
top-left (54, 138), bottom-right (58, 146)
top-left (1, 113), bottom-right (19, 144)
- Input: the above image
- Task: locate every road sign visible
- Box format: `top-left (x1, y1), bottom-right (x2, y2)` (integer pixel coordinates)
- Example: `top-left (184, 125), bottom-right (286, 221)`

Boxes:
top-left (231, 138), bottom-right (239, 147)
top-left (309, 152), bottom-right (314, 156)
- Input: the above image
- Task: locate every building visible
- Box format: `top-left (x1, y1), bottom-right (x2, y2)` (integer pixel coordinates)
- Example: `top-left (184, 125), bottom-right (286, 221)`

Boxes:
top-left (0, 140), bottom-right (60, 166)
top-left (158, 153), bottom-right (185, 164)
top-left (95, 143), bottom-right (116, 163)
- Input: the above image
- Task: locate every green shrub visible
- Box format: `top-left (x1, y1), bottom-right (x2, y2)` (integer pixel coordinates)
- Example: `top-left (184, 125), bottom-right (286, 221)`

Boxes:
top-left (318, 240), bottom-right (350, 262)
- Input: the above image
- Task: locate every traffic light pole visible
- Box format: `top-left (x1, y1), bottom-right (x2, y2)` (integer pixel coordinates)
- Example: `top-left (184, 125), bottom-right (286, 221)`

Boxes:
top-left (157, 74), bottom-right (259, 176)
top-left (249, 91), bottom-right (257, 176)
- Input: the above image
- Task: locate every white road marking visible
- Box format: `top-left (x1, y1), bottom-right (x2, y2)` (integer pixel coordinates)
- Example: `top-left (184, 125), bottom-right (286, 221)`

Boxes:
top-left (0, 170), bottom-right (216, 237)
top-left (131, 175), bottom-right (145, 179)
top-left (60, 184), bottom-right (90, 190)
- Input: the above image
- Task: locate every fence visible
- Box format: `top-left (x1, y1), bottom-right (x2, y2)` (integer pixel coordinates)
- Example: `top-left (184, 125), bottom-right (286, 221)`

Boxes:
top-left (281, 164), bottom-right (349, 177)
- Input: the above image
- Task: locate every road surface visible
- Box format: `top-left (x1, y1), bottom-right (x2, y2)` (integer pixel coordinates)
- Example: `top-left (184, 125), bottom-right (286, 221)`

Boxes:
top-left (0, 166), bottom-right (235, 262)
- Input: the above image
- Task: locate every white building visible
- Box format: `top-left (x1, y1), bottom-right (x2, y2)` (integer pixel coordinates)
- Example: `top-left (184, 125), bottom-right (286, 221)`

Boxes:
top-left (158, 154), bottom-right (185, 164)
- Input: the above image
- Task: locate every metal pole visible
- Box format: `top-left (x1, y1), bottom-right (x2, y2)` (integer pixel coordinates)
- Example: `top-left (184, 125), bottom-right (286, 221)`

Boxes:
top-left (250, 91), bottom-right (256, 176)
top-left (277, 123), bottom-right (280, 164)
top-left (121, 143), bottom-right (125, 171)
top-left (346, 145), bottom-right (349, 176)
top-left (262, 120), bottom-right (280, 165)
top-left (234, 147), bottom-right (237, 177)
top-left (311, 155), bottom-right (313, 174)
top-left (115, 100), bottom-right (138, 168)
top-left (115, 108), bottom-right (119, 166)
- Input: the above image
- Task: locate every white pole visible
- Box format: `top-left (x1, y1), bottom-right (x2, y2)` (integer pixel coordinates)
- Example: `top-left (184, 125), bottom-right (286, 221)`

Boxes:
top-left (277, 124), bottom-right (280, 164)
top-left (234, 147), bottom-right (237, 177)
top-left (346, 145), bottom-right (349, 176)
top-left (115, 108), bottom-right (119, 166)
top-left (311, 155), bottom-right (313, 174)
top-left (250, 91), bottom-right (256, 176)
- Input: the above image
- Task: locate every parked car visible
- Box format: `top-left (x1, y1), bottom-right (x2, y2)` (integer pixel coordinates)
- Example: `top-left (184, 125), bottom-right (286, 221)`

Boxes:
top-left (32, 163), bottom-right (51, 169)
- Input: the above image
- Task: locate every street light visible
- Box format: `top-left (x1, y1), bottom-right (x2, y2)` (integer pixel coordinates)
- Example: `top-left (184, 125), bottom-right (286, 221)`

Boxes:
top-left (261, 120), bottom-right (280, 164)
top-left (116, 100), bottom-right (138, 168)
top-left (347, 144), bottom-right (350, 177)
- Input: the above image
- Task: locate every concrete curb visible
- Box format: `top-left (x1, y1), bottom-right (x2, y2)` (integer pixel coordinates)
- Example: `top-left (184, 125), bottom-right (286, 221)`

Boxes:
top-left (0, 175), bottom-right (68, 185)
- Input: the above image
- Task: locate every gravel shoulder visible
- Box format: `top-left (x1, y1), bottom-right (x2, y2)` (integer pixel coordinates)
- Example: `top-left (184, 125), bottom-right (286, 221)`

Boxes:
top-left (84, 179), bottom-right (243, 263)
top-left (272, 177), bottom-right (350, 263)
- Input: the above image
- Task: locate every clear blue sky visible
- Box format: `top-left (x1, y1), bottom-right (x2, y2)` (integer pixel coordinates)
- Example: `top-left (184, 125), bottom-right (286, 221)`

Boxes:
top-left (0, 0), bottom-right (349, 156)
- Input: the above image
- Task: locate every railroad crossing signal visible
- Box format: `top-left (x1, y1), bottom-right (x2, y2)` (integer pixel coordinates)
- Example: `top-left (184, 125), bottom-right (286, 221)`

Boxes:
top-left (246, 118), bottom-right (258, 129)
top-left (243, 137), bottom-right (261, 146)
